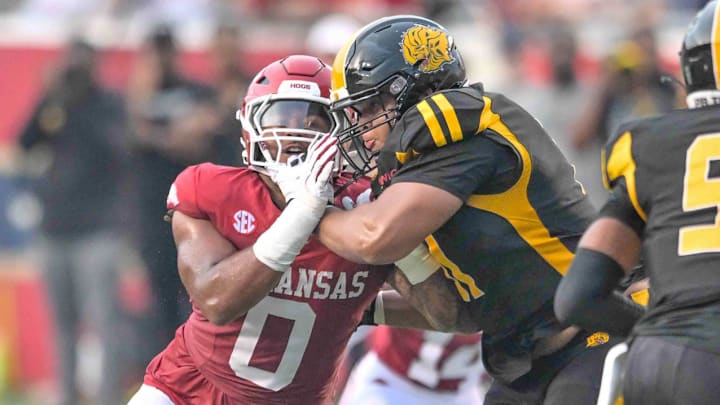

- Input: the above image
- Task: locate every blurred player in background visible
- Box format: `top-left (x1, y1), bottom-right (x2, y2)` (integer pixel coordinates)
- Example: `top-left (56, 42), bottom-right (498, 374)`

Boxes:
top-left (339, 326), bottom-right (488, 405)
top-left (17, 38), bottom-right (130, 405)
top-left (126, 25), bottom-right (219, 349)
top-left (555, 2), bottom-right (720, 404)
top-left (127, 54), bottom-right (461, 405)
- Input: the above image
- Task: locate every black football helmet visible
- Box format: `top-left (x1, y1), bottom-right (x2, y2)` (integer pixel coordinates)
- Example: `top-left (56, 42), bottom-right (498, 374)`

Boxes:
top-left (330, 15), bottom-right (466, 175)
top-left (680, 0), bottom-right (720, 96)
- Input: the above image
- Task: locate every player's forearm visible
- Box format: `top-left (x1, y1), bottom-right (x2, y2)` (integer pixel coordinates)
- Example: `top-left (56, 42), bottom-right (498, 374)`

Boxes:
top-left (554, 248), bottom-right (645, 336)
top-left (186, 249), bottom-right (283, 325)
top-left (317, 206), bottom-right (383, 264)
top-left (387, 270), bottom-right (478, 333)
top-left (380, 290), bottom-right (437, 330)
top-left (317, 206), bottom-right (416, 264)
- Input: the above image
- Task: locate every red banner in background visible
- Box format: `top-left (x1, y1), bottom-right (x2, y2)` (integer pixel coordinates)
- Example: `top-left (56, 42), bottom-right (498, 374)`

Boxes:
top-left (0, 46), bottom-right (291, 145)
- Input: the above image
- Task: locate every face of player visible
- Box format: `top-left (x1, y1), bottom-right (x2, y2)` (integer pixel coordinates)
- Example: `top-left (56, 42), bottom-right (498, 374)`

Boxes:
top-left (258, 100), bottom-right (333, 164)
top-left (349, 94), bottom-right (398, 153)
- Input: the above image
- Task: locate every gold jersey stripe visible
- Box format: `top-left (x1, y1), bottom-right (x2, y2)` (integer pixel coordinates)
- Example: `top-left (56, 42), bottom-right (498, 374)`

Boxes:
top-left (431, 94), bottom-right (464, 142)
top-left (713, 1), bottom-right (720, 89)
top-left (467, 96), bottom-right (575, 276)
top-left (417, 100), bottom-right (447, 147)
top-left (606, 132), bottom-right (647, 221)
top-left (425, 235), bottom-right (484, 301)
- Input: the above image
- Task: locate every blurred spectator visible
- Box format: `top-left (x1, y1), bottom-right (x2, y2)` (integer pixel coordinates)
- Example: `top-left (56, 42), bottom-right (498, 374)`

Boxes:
top-left (16, 38), bottom-right (130, 405)
top-left (305, 13), bottom-right (362, 65)
top-left (502, 20), bottom-right (607, 208)
top-left (126, 24), bottom-right (219, 351)
top-left (570, 26), bottom-right (679, 150)
top-left (568, 26), bottom-right (680, 207)
top-left (208, 22), bottom-right (249, 166)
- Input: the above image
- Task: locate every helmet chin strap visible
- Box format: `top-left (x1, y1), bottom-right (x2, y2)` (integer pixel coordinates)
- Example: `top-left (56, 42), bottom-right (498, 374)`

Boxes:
top-left (686, 90), bottom-right (720, 109)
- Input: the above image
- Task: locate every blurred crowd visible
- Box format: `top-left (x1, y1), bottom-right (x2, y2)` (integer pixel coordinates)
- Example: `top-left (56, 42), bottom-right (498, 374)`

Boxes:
top-left (0, 0), bottom-right (707, 404)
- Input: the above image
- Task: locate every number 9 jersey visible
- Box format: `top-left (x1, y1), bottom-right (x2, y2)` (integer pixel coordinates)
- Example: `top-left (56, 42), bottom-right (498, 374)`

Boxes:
top-left (143, 163), bottom-right (390, 405)
top-left (601, 104), bottom-right (720, 352)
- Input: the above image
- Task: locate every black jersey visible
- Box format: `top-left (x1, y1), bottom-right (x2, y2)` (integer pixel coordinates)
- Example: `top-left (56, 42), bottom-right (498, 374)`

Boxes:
top-left (374, 83), bottom-right (597, 382)
top-left (602, 104), bottom-right (720, 353)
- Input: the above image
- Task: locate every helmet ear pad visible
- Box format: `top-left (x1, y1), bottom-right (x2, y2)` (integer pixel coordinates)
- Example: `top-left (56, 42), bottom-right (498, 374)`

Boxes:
top-left (679, 0), bottom-right (720, 94)
top-left (681, 44), bottom-right (717, 94)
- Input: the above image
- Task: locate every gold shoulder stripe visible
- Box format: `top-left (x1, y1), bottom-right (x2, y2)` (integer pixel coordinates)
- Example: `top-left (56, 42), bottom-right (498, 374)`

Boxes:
top-left (606, 131), bottom-right (647, 221)
top-left (430, 94), bottom-right (463, 142)
top-left (468, 96), bottom-right (575, 276)
top-left (425, 235), bottom-right (484, 302)
top-left (416, 100), bottom-right (446, 147)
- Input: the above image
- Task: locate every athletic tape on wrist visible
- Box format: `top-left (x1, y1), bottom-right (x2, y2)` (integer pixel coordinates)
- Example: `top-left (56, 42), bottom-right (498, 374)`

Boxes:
top-left (394, 244), bottom-right (441, 285)
top-left (253, 197), bottom-right (324, 272)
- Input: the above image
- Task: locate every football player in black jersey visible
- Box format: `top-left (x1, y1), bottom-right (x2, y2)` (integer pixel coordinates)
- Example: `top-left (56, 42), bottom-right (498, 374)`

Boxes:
top-left (555, 2), bottom-right (720, 404)
top-left (274, 15), bottom-right (644, 405)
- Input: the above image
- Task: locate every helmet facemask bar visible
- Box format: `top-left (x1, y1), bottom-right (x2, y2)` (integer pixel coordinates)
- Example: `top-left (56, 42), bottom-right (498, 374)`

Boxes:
top-left (331, 77), bottom-right (406, 176)
top-left (240, 94), bottom-right (339, 175)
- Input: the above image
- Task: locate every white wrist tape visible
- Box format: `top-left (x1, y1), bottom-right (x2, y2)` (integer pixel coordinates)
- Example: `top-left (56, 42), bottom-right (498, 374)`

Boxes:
top-left (253, 195), bottom-right (326, 272)
top-left (373, 293), bottom-right (386, 325)
top-left (395, 244), bottom-right (441, 285)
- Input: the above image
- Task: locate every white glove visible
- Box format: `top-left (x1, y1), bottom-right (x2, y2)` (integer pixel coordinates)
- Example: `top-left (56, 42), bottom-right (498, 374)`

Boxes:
top-left (271, 155), bottom-right (305, 203)
top-left (254, 134), bottom-right (339, 272)
top-left (272, 133), bottom-right (337, 207)
top-left (341, 188), bottom-right (372, 210)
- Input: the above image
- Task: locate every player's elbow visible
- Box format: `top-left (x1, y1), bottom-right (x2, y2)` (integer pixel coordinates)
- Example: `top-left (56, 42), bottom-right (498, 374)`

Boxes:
top-left (200, 296), bottom-right (249, 326)
top-left (354, 240), bottom-right (392, 264)
top-left (355, 222), bottom-right (413, 264)
top-left (200, 298), bottom-right (234, 325)
top-left (553, 282), bottom-right (591, 327)
top-left (354, 233), bottom-right (392, 264)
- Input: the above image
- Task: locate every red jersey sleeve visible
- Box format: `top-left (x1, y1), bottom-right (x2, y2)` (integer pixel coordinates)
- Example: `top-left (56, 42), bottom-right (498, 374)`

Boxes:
top-left (166, 164), bottom-right (207, 219)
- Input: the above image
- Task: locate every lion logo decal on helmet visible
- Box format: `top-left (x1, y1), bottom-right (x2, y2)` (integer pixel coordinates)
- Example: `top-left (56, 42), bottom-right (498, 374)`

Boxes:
top-left (401, 25), bottom-right (454, 72)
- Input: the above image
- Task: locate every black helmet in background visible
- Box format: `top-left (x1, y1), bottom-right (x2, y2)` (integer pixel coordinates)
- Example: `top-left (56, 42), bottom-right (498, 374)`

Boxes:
top-left (680, 0), bottom-right (720, 106)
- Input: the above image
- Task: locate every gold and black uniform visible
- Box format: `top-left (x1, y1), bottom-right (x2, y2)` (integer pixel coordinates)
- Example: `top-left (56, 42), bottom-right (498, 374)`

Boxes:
top-left (602, 104), bottom-right (720, 352)
top-left (601, 103), bottom-right (720, 405)
top-left (374, 83), bottom-right (601, 386)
